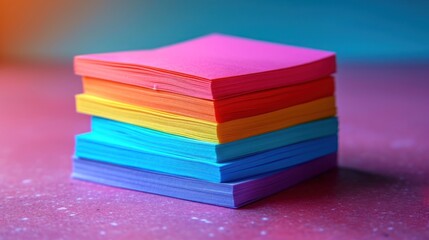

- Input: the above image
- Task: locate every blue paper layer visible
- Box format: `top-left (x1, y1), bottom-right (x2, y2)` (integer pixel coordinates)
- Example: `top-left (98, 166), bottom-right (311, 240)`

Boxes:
top-left (72, 153), bottom-right (337, 208)
top-left (75, 134), bottom-right (338, 182)
top-left (90, 117), bottom-right (338, 162)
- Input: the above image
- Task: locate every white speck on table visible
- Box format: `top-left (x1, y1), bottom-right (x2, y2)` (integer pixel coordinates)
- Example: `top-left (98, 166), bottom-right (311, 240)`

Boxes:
top-left (21, 179), bottom-right (32, 184)
top-left (200, 219), bottom-right (212, 224)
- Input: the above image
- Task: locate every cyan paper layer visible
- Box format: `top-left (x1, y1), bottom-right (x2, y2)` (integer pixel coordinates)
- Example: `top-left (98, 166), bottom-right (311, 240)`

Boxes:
top-left (90, 116), bottom-right (338, 162)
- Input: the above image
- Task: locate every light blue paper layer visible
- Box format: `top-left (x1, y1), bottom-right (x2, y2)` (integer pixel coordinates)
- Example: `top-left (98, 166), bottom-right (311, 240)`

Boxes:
top-left (90, 117), bottom-right (338, 162)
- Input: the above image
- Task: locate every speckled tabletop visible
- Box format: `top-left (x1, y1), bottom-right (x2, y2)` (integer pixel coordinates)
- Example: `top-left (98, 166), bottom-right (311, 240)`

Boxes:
top-left (0, 63), bottom-right (428, 240)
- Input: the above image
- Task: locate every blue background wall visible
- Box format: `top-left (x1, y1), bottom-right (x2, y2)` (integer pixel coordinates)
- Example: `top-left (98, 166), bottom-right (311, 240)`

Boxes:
top-left (1, 0), bottom-right (428, 62)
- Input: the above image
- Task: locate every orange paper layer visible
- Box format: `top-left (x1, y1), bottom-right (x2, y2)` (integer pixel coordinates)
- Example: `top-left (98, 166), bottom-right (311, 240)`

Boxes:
top-left (83, 76), bottom-right (335, 123)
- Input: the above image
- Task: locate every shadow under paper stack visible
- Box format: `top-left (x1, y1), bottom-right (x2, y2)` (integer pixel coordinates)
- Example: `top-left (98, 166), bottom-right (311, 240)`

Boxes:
top-left (72, 34), bottom-right (338, 208)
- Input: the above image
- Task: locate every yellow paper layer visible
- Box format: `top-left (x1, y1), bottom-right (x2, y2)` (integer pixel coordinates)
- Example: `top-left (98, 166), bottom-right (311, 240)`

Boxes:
top-left (76, 94), bottom-right (336, 143)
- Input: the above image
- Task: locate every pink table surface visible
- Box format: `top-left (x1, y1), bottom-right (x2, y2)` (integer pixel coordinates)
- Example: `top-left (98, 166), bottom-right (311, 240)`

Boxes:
top-left (0, 62), bottom-right (428, 240)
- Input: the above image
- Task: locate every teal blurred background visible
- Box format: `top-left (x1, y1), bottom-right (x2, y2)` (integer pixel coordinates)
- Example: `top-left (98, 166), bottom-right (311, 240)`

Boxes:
top-left (1, 0), bottom-right (428, 63)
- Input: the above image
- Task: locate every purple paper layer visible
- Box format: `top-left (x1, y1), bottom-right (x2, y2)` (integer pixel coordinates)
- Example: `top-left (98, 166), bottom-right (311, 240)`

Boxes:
top-left (72, 153), bottom-right (337, 208)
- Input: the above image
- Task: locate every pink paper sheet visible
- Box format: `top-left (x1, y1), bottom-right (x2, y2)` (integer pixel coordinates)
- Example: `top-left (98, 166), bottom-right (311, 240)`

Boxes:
top-left (75, 34), bottom-right (336, 99)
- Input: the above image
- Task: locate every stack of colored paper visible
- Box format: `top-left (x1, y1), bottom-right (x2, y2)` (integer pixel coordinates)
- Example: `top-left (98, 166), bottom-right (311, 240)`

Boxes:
top-left (72, 34), bottom-right (338, 208)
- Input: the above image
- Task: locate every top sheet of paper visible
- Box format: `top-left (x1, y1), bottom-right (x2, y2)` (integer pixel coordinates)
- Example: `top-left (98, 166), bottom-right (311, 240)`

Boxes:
top-left (76, 34), bottom-right (335, 80)
top-left (75, 34), bottom-right (336, 99)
